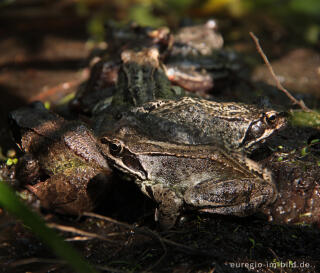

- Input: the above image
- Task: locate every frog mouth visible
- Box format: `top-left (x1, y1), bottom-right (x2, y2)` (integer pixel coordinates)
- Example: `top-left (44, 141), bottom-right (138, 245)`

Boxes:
top-left (104, 145), bottom-right (148, 181)
top-left (244, 127), bottom-right (278, 149)
top-left (108, 155), bottom-right (147, 181)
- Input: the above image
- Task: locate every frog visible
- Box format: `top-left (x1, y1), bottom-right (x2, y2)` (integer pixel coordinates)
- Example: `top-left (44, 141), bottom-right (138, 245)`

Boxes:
top-left (90, 47), bottom-right (191, 134)
top-left (97, 96), bottom-right (287, 153)
top-left (9, 101), bottom-right (112, 214)
top-left (171, 19), bottom-right (223, 56)
top-left (164, 49), bottom-right (244, 93)
top-left (87, 48), bottom-right (271, 153)
top-left (71, 21), bottom-right (231, 112)
top-left (162, 19), bottom-right (246, 94)
top-left (70, 59), bottom-right (119, 114)
top-left (110, 47), bottom-right (184, 109)
top-left (165, 64), bottom-right (214, 95)
top-left (100, 125), bottom-right (278, 228)
top-left (72, 47), bottom-right (187, 119)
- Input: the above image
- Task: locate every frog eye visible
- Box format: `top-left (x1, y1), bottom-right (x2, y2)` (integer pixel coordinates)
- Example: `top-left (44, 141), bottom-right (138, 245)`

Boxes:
top-left (109, 140), bottom-right (123, 156)
top-left (264, 112), bottom-right (277, 125)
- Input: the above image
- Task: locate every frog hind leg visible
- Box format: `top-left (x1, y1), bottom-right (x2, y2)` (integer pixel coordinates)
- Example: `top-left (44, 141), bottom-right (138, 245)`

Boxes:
top-left (143, 183), bottom-right (183, 229)
top-left (183, 178), bottom-right (275, 217)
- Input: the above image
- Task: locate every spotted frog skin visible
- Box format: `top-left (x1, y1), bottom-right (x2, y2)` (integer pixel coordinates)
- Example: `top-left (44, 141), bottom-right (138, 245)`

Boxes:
top-left (72, 21), bottom-right (232, 113)
top-left (86, 48), bottom-right (186, 116)
top-left (99, 97), bottom-right (286, 153)
top-left (101, 125), bottom-right (278, 228)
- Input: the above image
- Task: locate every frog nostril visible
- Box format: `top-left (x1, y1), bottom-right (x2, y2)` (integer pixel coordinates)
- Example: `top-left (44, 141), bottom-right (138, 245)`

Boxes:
top-left (100, 137), bottom-right (108, 144)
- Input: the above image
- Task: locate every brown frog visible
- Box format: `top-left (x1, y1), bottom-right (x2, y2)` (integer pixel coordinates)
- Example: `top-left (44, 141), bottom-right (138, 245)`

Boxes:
top-left (71, 21), bottom-right (232, 111)
top-left (163, 20), bottom-right (245, 93)
top-left (9, 102), bottom-right (112, 214)
top-left (100, 97), bottom-right (287, 153)
top-left (110, 48), bottom-right (183, 108)
top-left (171, 19), bottom-right (223, 56)
top-left (164, 50), bottom-right (244, 93)
top-left (73, 47), bottom-right (187, 118)
top-left (101, 125), bottom-right (277, 228)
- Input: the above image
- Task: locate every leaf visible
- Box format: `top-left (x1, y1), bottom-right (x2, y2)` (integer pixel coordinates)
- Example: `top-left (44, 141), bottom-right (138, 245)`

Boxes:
top-left (310, 138), bottom-right (320, 145)
top-left (301, 147), bottom-right (309, 157)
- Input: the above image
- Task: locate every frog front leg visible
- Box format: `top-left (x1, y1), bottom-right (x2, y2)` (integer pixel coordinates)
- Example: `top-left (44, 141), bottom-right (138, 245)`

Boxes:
top-left (142, 183), bottom-right (183, 229)
top-left (184, 178), bottom-right (277, 216)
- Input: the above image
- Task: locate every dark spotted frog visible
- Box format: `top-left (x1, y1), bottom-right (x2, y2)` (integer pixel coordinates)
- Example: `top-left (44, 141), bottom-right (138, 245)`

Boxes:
top-left (99, 97), bottom-right (287, 153)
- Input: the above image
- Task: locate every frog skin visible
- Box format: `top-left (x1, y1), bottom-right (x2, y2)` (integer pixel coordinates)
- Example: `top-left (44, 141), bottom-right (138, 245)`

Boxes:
top-left (101, 125), bottom-right (277, 229)
top-left (171, 19), bottom-right (223, 56)
top-left (102, 24), bottom-right (172, 58)
top-left (162, 20), bottom-right (242, 93)
top-left (165, 64), bottom-right (214, 94)
top-left (91, 48), bottom-right (189, 134)
top-left (72, 21), bottom-right (227, 114)
top-left (9, 102), bottom-right (112, 214)
top-left (76, 47), bottom-right (188, 127)
top-left (71, 60), bottom-right (119, 114)
top-left (110, 48), bottom-right (182, 108)
top-left (98, 97), bottom-right (286, 153)
top-left (164, 50), bottom-right (243, 93)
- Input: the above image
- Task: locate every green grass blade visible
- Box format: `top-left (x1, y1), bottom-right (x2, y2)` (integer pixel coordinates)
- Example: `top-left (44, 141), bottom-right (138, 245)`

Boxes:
top-left (0, 181), bottom-right (99, 273)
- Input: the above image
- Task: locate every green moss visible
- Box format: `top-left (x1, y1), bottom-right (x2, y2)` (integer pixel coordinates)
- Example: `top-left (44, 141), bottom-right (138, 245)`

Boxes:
top-left (48, 153), bottom-right (90, 175)
top-left (290, 110), bottom-right (320, 128)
